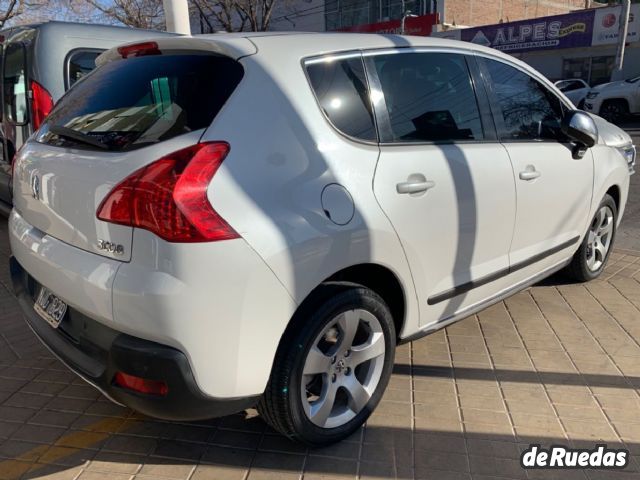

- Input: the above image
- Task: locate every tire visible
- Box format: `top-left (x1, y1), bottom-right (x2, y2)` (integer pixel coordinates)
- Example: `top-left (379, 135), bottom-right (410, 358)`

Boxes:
top-left (577, 99), bottom-right (585, 110)
top-left (565, 194), bottom-right (617, 282)
top-left (258, 282), bottom-right (396, 446)
top-left (599, 99), bottom-right (629, 124)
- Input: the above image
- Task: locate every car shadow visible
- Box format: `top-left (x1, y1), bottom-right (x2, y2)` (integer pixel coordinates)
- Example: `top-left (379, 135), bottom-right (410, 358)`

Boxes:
top-left (6, 359), bottom-right (638, 479)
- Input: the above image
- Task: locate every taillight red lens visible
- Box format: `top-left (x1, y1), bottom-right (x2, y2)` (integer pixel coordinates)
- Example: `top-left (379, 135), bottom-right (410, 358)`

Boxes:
top-left (114, 372), bottom-right (169, 396)
top-left (117, 41), bottom-right (160, 59)
top-left (97, 142), bottom-right (239, 243)
top-left (31, 80), bottom-right (53, 130)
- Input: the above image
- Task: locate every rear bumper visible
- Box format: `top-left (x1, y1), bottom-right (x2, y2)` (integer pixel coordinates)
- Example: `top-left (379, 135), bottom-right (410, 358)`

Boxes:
top-left (10, 257), bottom-right (259, 420)
top-left (9, 209), bottom-right (297, 401)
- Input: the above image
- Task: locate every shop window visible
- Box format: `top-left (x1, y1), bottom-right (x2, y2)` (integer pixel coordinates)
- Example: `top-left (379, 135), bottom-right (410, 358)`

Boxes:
top-left (590, 56), bottom-right (615, 86)
top-left (561, 56), bottom-right (615, 86)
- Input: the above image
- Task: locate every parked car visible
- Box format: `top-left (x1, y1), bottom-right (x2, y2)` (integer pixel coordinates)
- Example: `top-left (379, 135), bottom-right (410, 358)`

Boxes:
top-left (554, 78), bottom-right (590, 109)
top-left (583, 75), bottom-right (640, 123)
top-left (8, 33), bottom-right (635, 446)
top-left (0, 21), bottom-right (175, 215)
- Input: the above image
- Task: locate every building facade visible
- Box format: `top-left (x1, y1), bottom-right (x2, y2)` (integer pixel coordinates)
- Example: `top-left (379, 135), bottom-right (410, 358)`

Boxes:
top-left (265, 0), bottom-right (595, 33)
top-left (435, 4), bottom-right (640, 84)
top-left (445, 0), bottom-right (589, 29)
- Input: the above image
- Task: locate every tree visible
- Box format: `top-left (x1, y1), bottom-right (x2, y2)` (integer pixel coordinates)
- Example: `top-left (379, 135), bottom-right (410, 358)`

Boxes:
top-left (191, 0), bottom-right (243, 32)
top-left (0, 0), bottom-right (64, 28)
top-left (191, 0), bottom-right (279, 32)
top-left (75, 0), bottom-right (165, 29)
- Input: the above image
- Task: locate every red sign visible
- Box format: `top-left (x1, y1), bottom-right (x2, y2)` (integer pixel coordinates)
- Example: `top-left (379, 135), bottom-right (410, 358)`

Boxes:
top-left (339, 13), bottom-right (438, 36)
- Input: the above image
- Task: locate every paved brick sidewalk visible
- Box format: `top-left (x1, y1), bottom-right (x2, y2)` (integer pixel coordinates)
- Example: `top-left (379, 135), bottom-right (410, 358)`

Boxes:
top-left (1, 219), bottom-right (640, 480)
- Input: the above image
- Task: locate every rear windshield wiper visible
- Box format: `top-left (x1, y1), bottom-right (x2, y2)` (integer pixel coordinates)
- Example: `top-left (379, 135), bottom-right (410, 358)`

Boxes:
top-left (48, 125), bottom-right (110, 150)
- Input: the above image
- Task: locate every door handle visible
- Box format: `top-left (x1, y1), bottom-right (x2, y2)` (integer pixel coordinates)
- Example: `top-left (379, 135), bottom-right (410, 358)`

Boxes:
top-left (396, 180), bottom-right (436, 195)
top-left (519, 166), bottom-right (541, 181)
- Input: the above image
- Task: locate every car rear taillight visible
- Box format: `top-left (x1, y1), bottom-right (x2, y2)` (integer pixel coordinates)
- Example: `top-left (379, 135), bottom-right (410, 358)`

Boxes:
top-left (97, 142), bottom-right (239, 243)
top-left (30, 80), bottom-right (53, 130)
top-left (117, 41), bottom-right (160, 59)
top-left (114, 372), bottom-right (168, 396)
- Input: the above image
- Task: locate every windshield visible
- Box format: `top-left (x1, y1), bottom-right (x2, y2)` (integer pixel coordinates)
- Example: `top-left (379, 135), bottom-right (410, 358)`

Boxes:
top-left (36, 53), bottom-right (244, 151)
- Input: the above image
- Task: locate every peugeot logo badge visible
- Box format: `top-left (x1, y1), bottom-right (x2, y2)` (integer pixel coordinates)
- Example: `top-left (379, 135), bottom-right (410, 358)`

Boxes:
top-left (30, 173), bottom-right (40, 201)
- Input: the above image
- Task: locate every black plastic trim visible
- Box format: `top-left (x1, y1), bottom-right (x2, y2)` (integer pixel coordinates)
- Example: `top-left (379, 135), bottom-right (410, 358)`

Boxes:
top-left (0, 199), bottom-right (11, 217)
top-left (427, 236), bottom-right (580, 305)
top-left (10, 257), bottom-right (260, 421)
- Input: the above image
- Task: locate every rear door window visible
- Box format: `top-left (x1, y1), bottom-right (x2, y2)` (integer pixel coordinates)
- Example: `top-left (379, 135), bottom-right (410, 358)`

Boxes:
top-left (66, 49), bottom-right (104, 88)
top-left (37, 54), bottom-right (244, 151)
top-left (371, 52), bottom-right (484, 143)
top-left (305, 56), bottom-right (377, 142)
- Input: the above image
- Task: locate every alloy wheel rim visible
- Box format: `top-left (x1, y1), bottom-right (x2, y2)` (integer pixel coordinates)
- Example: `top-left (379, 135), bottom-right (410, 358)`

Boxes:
top-left (300, 309), bottom-right (386, 429)
top-left (586, 205), bottom-right (614, 272)
top-left (603, 105), bottom-right (621, 120)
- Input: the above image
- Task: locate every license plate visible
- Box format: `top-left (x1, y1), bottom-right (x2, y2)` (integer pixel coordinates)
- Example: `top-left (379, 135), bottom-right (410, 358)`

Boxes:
top-left (34, 287), bottom-right (67, 329)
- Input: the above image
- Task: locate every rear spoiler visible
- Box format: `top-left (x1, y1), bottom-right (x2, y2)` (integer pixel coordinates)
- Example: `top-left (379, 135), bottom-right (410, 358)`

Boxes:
top-left (97, 35), bottom-right (257, 66)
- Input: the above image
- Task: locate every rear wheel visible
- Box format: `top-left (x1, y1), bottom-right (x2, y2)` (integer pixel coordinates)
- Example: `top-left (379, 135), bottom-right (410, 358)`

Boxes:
top-left (259, 283), bottom-right (395, 446)
top-left (599, 99), bottom-right (629, 124)
top-left (565, 194), bottom-right (617, 282)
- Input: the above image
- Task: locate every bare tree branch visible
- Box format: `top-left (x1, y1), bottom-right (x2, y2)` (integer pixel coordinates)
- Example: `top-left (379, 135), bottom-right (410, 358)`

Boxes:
top-left (77, 0), bottom-right (165, 29)
top-left (191, 0), bottom-right (281, 32)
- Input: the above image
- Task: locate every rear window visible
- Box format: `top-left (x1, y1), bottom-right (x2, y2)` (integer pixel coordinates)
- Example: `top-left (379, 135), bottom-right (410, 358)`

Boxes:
top-left (305, 57), bottom-right (377, 142)
top-left (36, 54), bottom-right (243, 151)
top-left (66, 49), bottom-right (103, 88)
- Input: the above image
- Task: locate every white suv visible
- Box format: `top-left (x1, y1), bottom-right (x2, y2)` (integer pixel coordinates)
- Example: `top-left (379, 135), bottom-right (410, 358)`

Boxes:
top-left (583, 76), bottom-right (640, 123)
top-left (8, 33), bottom-right (635, 446)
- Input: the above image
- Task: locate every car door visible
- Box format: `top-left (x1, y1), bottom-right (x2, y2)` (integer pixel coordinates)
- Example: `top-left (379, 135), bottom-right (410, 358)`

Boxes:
top-left (369, 50), bottom-right (517, 325)
top-left (478, 56), bottom-right (593, 273)
top-left (0, 41), bottom-right (32, 206)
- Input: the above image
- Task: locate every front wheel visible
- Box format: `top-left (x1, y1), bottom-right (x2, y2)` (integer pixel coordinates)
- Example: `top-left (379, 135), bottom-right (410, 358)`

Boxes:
top-left (565, 194), bottom-right (617, 282)
top-left (258, 283), bottom-right (396, 446)
top-left (599, 100), bottom-right (629, 124)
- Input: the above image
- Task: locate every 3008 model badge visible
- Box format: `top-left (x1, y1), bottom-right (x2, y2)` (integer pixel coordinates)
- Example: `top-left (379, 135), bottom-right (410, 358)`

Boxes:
top-left (97, 240), bottom-right (124, 255)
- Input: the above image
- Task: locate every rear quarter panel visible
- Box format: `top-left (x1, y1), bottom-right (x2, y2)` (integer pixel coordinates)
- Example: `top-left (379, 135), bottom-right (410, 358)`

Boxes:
top-left (200, 47), bottom-right (420, 339)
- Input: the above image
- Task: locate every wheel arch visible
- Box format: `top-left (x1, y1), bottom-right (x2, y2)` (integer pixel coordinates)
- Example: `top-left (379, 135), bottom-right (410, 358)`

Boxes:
top-left (263, 262), bottom-right (407, 400)
top-left (599, 97), bottom-right (630, 112)
top-left (324, 263), bottom-right (406, 339)
top-left (606, 184), bottom-right (621, 213)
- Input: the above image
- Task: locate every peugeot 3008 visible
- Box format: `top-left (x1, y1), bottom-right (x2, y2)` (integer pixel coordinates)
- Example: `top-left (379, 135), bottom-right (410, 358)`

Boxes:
top-left (8, 33), bottom-right (635, 445)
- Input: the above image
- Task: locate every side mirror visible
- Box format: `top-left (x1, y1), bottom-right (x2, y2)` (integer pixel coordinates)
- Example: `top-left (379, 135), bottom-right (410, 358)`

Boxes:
top-left (561, 110), bottom-right (598, 148)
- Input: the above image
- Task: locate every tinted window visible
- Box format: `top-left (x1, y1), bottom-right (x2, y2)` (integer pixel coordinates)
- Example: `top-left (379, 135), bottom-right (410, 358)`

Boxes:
top-left (67, 50), bottom-right (103, 88)
top-left (482, 59), bottom-right (566, 141)
top-left (3, 43), bottom-right (28, 124)
top-left (372, 52), bottom-right (483, 142)
top-left (37, 54), bottom-right (243, 151)
top-left (306, 57), bottom-right (376, 141)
